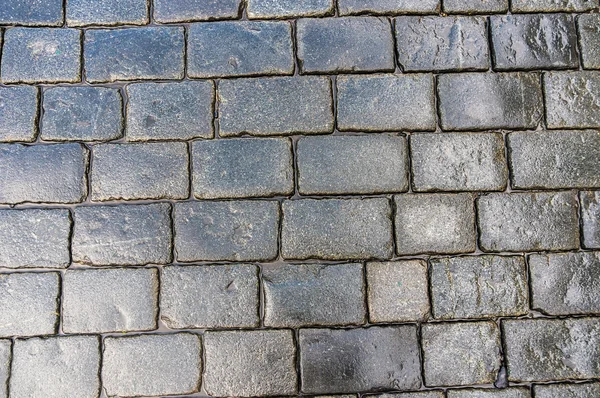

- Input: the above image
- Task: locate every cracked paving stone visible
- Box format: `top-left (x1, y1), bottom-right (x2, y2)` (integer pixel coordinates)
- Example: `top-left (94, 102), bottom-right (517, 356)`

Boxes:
top-left (544, 71), bottom-right (600, 128)
top-left (443, 0), bottom-right (508, 13)
top-left (0, 340), bottom-right (9, 398)
top-left (447, 388), bottom-right (531, 398)
top-left (248, 0), bottom-right (334, 18)
top-left (66, 0), bottom-right (148, 26)
top-left (578, 14), bottom-right (600, 70)
top-left (154, 0), bottom-right (242, 22)
top-left (0, 0), bottom-right (63, 25)
top-left (0, 86), bottom-right (38, 142)
top-left (511, 0), bottom-right (599, 12)
top-left (534, 382), bottom-right (600, 398)
top-left (373, 392), bottom-right (444, 398)
top-left (338, 0), bottom-right (440, 15)
top-left (582, 191), bottom-right (600, 248)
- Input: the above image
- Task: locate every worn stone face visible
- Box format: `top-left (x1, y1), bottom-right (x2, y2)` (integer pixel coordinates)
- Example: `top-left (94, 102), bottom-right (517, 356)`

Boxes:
top-left (545, 72), bottom-right (600, 128)
top-left (338, 0), bottom-right (440, 15)
top-left (578, 15), bottom-right (600, 69)
top-left (0, 340), bottom-right (9, 398)
top-left (248, 0), bottom-right (334, 18)
top-left (374, 393), bottom-right (444, 398)
top-left (66, 0), bottom-right (148, 26)
top-left (511, 0), bottom-right (599, 12)
top-left (0, 0), bottom-right (63, 25)
top-left (447, 388), bottom-right (531, 398)
top-left (0, 86), bottom-right (38, 142)
top-left (534, 383), bottom-right (600, 398)
top-left (582, 191), bottom-right (600, 248)
top-left (154, 0), bottom-right (241, 22)
top-left (444, 0), bottom-right (508, 13)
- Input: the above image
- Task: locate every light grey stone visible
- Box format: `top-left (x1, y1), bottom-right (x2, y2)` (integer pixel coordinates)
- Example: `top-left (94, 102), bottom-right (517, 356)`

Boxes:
top-left (444, 0), bottom-right (508, 13)
top-left (374, 393), bottom-right (444, 398)
top-left (67, 0), bottom-right (148, 26)
top-left (448, 388), bottom-right (531, 398)
top-left (0, 340), bottom-right (9, 398)
top-left (338, 0), bottom-right (440, 15)
top-left (0, 86), bottom-right (38, 142)
top-left (154, 0), bottom-right (242, 22)
top-left (511, 0), bottom-right (598, 12)
top-left (545, 72), bottom-right (600, 128)
top-left (248, 0), bottom-right (334, 18)
top-left (578, 14), bottom-right (600, 70)
top-left (582, 191), bottom-right (600, 248)
top-left (534, 382), bottom-right (600, 398)
top-left (0, 0), bottom-right (63, 25)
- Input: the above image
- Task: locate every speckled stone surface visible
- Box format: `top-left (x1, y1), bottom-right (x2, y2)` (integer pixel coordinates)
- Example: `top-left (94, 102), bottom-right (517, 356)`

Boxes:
top-left (544, 72), bottom-right (600, 128)
top-left (534, 382), bottom-right (600, 398)
top-left (444, 0), bottom-right (508, 13)
top-left (447, 388), bottom-right (531, 398)
top-left (578, 14), bottom-right (600, 69)
top-left (338, 0), bottom-right (440, 15)
top-left (153, 0), bottom-right (242, 22)
top-left (0, 86), bottom-right (38, 142)
top-left (248, 0), bottom-right (334, 18)
top-left (0, 340), bottom-right (9, 398)
top-left (511, 0), bottom-right (599, 12)
top-left (0, 0), bottom-right (63, 25)
top-left (66, 0), bottom-right (148, 26)
top-left (581, 191), bottom-right (600, 248)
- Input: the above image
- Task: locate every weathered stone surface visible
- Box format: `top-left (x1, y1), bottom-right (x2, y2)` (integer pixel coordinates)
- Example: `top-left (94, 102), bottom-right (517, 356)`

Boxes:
top-left (219, 76), bottom-right (333, 136)
top-left (297, 17), bottom-right (395, 73)
top-left (1, 28), bottom-right (81, 83)
top-left (582, 191), bottom-right (600, 248)
top-left (578, 15), bottom-right (600, 70)
top-left (422, 322), bottom-right (502, 387)
top-left (192, 138), bottom-right (293, 199)
top-left (281, 199), bottom-right (393, 260)
top-left (0, 0), bottom-right (63, 25)
top-left (263, 263), bottom-right (366, 327)
top-left (103, 333), bottom-right (201, 397)
top-left (338, 0), bottom-right (440, 15)
top-left (154, 0), bottom-right (241, 22)
top-left (204, 330), bottom-right (297, 397)
top-left (374, 393), bottom-right (444, 398)
top-left (337, 74), bottom-right (436, 131)
top-left (534, 383), bottom-right (600, 398)
top-left (161, 264), bottom-right (259, 329)
top-left (444, 0), bottom-right (508, 13)
top-left (511, 0), bottom-right (598, 12)
top-left (297, 134), bottom-right (408, 195)
top-left (67, 0), bottom-right (148, 26)
top-left (0, 86), bottom-right (38, 142)
top-left (447, 388), bottom-right (531, 398)
top-left (545, 72), bottom-right (600, 128)
top-left (248, 0), bottom-right (334, 18)
top-left (0, 340), bottom-right (9, 398)
top-left (478, 192), bottom-right (579, 252)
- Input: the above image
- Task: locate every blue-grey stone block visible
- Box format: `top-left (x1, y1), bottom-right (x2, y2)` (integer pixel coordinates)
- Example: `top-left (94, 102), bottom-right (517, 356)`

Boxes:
top-left (0, 0), bottom-right (63, 26)
top-left (248, 0), bottom-right (334, 18)
top-left (0, 86), bottom-right (38, 142)
top-left (154, 0), bottom-right (241, 22)
top-left (338, 0), bottom-right (440, 15)
top-left (67, 0), bottom-right (148, 26)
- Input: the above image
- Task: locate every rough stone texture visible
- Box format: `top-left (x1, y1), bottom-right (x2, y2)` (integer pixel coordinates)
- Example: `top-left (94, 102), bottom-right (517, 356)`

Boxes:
top-left (366, 260), bottom-right (430, 323)
top-left (578, 15), bottom-right (600, 70)
top-left (511, 0), bottom-right (599, 12)
top-left (444, 0), bottom-right (509, 13)
top-left (174, 201), bottom-right (279, 262)
top-left (67, 0), bottom-right (148, 26)
top-left (411, 132), bottom-right (508, 192)
top-left (447, 389), bottom-right (531, 398)
top-left (534, 383), bottom-right (600, 398)
top-left (430, 255), bottom-right (529, 319)
top-left (248, 0), bottom-right (334, 18)
top-left (297, 134), bottom-right (408, 195)
top-left (422, 322), bottom-right (502, 387)
top-left (192, 138), bottom-right (293, 199)
top-left (0, 143), bottom-right (88, 204)
top-left (375, 393), bottom-right (444, 398)
top-left (395, 16), bottom-right (489, 72)
top-left (263, 263), bottom-right (366, 327)
top-left (297, 17), bottom-right (395, 73)
top-left (84, 27), bottom-right (185, 83)
top-left (337, 74), bottom-right (436, 131)
top-left (10, 336), bottom-right (100, 398)
top-left (219, 76), bottom-right (333, 136)
top-left (0, 0), bottom-right (63, 25)
top-left (204, 330), bottom-right (297, 397)
top-left (0, 86), bottom-right (38, 142)
top-left (582, 191), bottom-right (600, 248)
top-left (300, 326), bottom-right (422, 394)
top-left (478, 192), bottom-right (579, 252)
top-left (338, 0), bottom-right (440, 15)
top-left (281, 199), bottom-right (393, 260)
top-left (63, 268), bottom-right (158, 333)
top-left (103, 333), bottom-right (201, 397)
top-left (544, 72), bottom-right (600, 128)
top-left (154, 0), bottom-right (241, 22)
top-left (503, 318), bottom-right (600, 382)
top-left (90, 142), bottom-right (188, 201)
top-left (0, 340), bottom-right (9, 398)
top-left (395, 194), bottom-right (476, 255)
top-left (161, 264), bottom-right (259, 329)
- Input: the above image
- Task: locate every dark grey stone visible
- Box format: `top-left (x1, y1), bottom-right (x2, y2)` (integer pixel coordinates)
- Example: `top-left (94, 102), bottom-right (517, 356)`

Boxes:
top-left (579, 15), bottom-right (600, 70)
top-left (103, 333), bottom-right (201, 397)
top-left (67, 0), bottom-right (148, 26)
top-left (154, 0), bottom-right (241, 22)
top-left (192, 138), bottom-right (293, 199)
top-left (0, 0), bottom-right (63, 25)
top-left (263, 263), bottom-right (366, 327)
top-left (204, 330), bottom-right (297, 397)
top-left (337, 74), bottom-right (436, 131)
top-left (338, 0), bottom-right (440, 15)
top-left (90, 142), bottom-right (188, 201)
top-left (62, 268), bottom-right (158, 333)
top-left (248, 0), bottom-right (334, 18)
top-left (281, 198), bottom-right (393, 260)
top-left (534, 383), bottom-right (600, 398)
top-left (0, 143), bottom-right (88, 204)
top-left (582, 191), bottom-right (600, 248)
top-left (374, 393), bottom-right (444, 398)
top-left (174, 201), bottom-right (279, 262)
top-left (297, 134), bottom-right (408, 195)
top-left (0, 340), bottom-right (9, 398)
top-left (84, 27), bottom-right (184, 83)
top-left (1, 28), bottom-right (81, 83)
top-left (448, 388), bottom-right (531, 398)
top-left (297, 17), bottom-right (395, 73)
top-left (443, 0), bottom-right (508, 13)
top-left (300, 326), bottom-right (422, 394)
top-left (0, 86), bottom-right (38, 142)
top-left (161, 264), bottom-right (260, 329)
top-left (545, 72), bottom-right (600, 128)
top-left (511, 0), bottom-right (598, 12)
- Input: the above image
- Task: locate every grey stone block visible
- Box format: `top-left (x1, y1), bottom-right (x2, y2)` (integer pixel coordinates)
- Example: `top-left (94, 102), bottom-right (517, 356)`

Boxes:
top-left (248, 0), bottom-right (334, 18)
top-left (67, 0), bottom-right (148, 26)
top-left (545, 72), bottom-right (600, 128)
top-left (337, 74), bottom-right (436, 131)
top-left (282, 198), bottom-right (393, 260)
top-left (374, 393), bottom-right (444, 398)
top-left (219, 76), bottom-right (333, 136)
top-left (297, 17), bottom-right (395, 73)
top-left (174, 201), bottom-right (279, 262)
top-left (297, 134), bottom-right (408, 195)
top-left (338, 0), bottom-right (440, 15)
top-left (0, 0), bottom-right (63, 25)
top-left (0, 340), bottom-right (9, 398)
top-left (448, 388), bottom-right (531, 398)
top-left (263, 263), bottom-right (366, 327)
top-left (192, 138), bottom-right (293, 199)
top-left (430, 255), bottom-right (529, 319)
top-left (300, 326), bottom-right (422, 394)
top-left (478, 192), bottom-right (579, 252)
top-left (0, 143), bottom-right (88, 204)
top-left (534, 383), bottom-right (600, 398)
top-left (1, 28), bottom-right (81, 83)
top-left (154, 0), bottom-right (241, 22)
top-left (161, 264), bottom-right (259, 329)
top-left (103, 333), bottom-right (201, 397)
top-left (422, 322), bottom-right (502, 387)
top-left (63, 268), bottom-right (158, 333)
top-left (0, 86), bottom-right (38, 142)
top-left (91, 142), bottom-right (188, 201)
top-left (42, 86), bottom-right (122, 142)
top-left (10, 336), bottom-right (100, 398)
top-left (84, 27), bottom-right (184, 83)
top-left (438, 72), bottom-right (543, 130)
top-left (444, 0), bottom-right (508, 13)
top-left (204, 330), bottom-right (297, 397)
top-left (367, 260), bottom-right (430, 323)
top-left (511, 0), bottom-right (598, 12)
top-left (579, 15), bottom-right (600, 69)
top-left (582, 191), bottom-right (600, 248)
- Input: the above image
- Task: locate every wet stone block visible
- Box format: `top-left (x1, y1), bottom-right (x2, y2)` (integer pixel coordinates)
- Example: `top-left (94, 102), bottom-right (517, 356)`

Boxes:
top-left (582, 191), bottom-right (600, 248)
top-left (248, 0), bottom-right (334, 18)
top-left (0, 340), bottom-right (9, 398)
top-left (443, 0), bottom-right (508, 13)
top-left (447, 388), bottom-right (531, 398)
top-left (0, 86), bottom-right (38, 142)
top-left (66, 0), bottom-right (148, 26)
top-left (0, 0), bottom-right (63, 25)
top-left (154, 0), bottom-right (241, 22)
top-left (534, 383), bottom-right (600, 398)
top-left (578, 15), bottom-right (600, 70)
top-left (511, 0), bottom-right (599, 12)
top-left (545, 72), bottom-right (600, 128)
top-left (338, 0), bottom-right (440, 15)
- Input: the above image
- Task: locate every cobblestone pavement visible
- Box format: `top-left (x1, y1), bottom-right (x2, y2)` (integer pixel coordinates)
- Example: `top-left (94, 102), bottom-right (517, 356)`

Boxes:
top-left (0, 0), bottom-right (600, 397)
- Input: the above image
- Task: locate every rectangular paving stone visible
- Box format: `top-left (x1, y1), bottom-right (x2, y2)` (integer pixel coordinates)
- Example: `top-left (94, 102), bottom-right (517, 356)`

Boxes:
top-left (0, 86), bottom-right (38, 142)
top-left (204, 330), bottom-right (297, 397)
top-left (263, 263), bottom-right (365, 327)
top-left (0, 143), bottom-right (88, 204)
top-left (67, 0), bottom-right (148, 26)
top-left (511, 0), bottom-right (599, 12)
top-left (478, 192), bottom-right (580, 252)
top-left (91, 142), bottom-right (188, 201)
top-left (297, 134), bottom-right (408, 195)
top-left (395, 16), bottom-right (489, 72)
top-left (63, 268), bottom-right (158, 333)
top-left (443, 0), bottom-right (509, 13)
top-left (174, 201), bottom-right (279, 262)
top-left (248, 0), bottom-right (334, 18)
top-left (337, 74), bottom-right (436, 131)
top-left (503, 318), bottom-right (600, 382)
top-left (0, 0), bottom-right (63, 25)
top-left (578, 15), bottom-right (600, 70)
top-left (0, 340), bottom-right (9, 398)
top-left (1, 28), bottom-right (81, 83)
top-left (219, 76), bottom-right (333, 136)
top-left (374, 393), bottom-right (444, 398)
top-left (300, 326), bottom-right (421, 394)
top-left (161, 264), bottom-right (259, 329)
top-left (297, 17), bottom-right (395, 73)
top-left (103, 333), bottom-right (201, 397)
top-left (582, 191), bottom-right (600, 248)
top-left (154, 0), bottom-right (242, 22)
top-left (448, 388), bottom-right (531, 398)
top-left (534, 383), bottom-right (600, 398)
top-left (188, 21), bottom-right (294, 78)
top-left (545, 72), bottom-right (600, 128)
top-left (84, 27), bottom-right (184, 83)
top-left (192, 138), bottom-right (293, 199)
top-left (282, 198), bottom-right (393, 260)
top-left (338, 0), bottom-right (440, 15)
